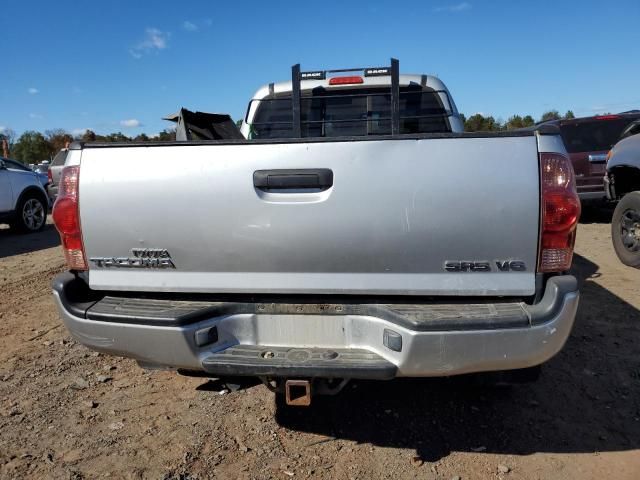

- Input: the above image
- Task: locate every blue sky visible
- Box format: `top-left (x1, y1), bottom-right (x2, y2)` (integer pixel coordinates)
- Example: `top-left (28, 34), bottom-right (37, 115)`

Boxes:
top-left (1, 0), bottom-right (639, 137)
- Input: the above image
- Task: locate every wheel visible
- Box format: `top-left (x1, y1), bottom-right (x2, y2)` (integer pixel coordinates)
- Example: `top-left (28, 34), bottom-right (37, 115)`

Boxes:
top-left (611, 191), bottom-right (640, 268)
top-left (12, 194), bottom-right (47, 233)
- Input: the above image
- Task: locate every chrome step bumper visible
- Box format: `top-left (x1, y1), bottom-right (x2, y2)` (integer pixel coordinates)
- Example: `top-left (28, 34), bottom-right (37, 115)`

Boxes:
top-left (52, 274), bottom-right (579, 378)
top-left (202, 345), bottom-right (396, 379)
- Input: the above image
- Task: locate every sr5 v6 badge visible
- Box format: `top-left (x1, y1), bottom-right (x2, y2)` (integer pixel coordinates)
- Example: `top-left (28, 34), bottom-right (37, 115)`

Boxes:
top-left (444, 260), bottom-right (526, 272)
top-left (90, 248), bottom-right (175, 269)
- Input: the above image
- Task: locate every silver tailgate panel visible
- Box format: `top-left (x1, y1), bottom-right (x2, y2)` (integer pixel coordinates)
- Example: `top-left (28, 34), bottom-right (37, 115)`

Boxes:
top-left (80, 137), bottom-right (539, 295)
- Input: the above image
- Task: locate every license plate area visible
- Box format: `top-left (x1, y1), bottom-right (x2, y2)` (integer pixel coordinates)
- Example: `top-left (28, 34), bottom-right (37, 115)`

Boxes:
top-left (251, 314), bottom-right (349, 348)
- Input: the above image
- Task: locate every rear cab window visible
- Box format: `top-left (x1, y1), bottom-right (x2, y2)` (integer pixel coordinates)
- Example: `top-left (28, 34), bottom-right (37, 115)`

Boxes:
top-left (247, 86), bottom-right (452, 139)
top-left (51, 150), bottom-right (68, 167)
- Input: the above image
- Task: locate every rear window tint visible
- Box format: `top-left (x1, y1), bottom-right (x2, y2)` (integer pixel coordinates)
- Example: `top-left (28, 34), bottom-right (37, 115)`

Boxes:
top-left (620, 121), bottom-right (640, 140)
top-left (4, 159), bottom-right (31, 171)
top-left (248, 87), bottom-right (451, 139)
top-left (560, 118), bottom-right (639, 153)
top-left (51, 150), bottom-right (68, 166)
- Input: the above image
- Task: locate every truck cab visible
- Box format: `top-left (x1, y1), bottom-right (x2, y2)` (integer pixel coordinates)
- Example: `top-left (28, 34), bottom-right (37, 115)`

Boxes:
top-left (241, 71), bottom-right (464, 139)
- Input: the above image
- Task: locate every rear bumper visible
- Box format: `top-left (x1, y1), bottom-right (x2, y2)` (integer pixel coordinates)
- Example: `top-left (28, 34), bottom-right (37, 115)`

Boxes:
top-left (577, 175), bottom-right (606, 201)
top-left (52, 274), bottom-right (579, 379)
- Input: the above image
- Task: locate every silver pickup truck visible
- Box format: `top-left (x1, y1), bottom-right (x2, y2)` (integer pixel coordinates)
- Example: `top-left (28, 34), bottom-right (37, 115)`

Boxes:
top-left (52, 60), bottom-right (581, 406)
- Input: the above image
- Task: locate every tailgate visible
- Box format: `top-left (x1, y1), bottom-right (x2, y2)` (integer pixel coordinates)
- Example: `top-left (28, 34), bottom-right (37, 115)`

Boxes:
top-left (79, 136), bottom-right (540, 295)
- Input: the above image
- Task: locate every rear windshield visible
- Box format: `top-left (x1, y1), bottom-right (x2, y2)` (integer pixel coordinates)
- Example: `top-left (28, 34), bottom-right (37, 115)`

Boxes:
top-left (247, 86), bottom-right (452, 139)
top-left (620, 121), bottom-right (640, 140)
top-left (51, 150), bottom-right (68, 167)
top-left (3, 159), bottom-right (31, 171)
top-left (559, 118), bottom-right (639, 153)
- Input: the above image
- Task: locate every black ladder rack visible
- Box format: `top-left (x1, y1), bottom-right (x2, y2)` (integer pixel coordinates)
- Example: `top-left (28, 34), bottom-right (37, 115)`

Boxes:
top-left (291, 58), bottom-right (401, 138)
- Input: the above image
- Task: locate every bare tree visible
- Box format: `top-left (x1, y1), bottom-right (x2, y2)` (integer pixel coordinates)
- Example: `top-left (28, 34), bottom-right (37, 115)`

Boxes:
top-left (0, 128), bottom-right (16, 144)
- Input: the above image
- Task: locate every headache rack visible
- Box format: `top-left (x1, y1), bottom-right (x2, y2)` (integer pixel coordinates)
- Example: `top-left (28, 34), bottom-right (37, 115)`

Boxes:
top-left (246, 58), bottom-right (455, 139)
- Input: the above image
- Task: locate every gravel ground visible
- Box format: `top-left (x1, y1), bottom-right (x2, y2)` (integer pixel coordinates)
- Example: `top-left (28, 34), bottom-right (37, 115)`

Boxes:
top-left (0, 212), bottom-right (639, 479)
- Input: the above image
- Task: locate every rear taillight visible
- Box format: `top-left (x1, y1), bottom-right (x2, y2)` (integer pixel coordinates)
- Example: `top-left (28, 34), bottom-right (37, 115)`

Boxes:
top-left (47, 168), bottom-right (52, 183)
top-left (52, 166), bottom-right (87, 270)
top-left (538, 153), bottom-right (581, 272)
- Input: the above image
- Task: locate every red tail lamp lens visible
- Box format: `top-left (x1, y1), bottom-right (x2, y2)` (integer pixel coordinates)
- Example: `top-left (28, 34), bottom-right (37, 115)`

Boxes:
top-left (538, 153), bottom-right (580, 272)
top-left (52, 166), bottom-right (87, 270)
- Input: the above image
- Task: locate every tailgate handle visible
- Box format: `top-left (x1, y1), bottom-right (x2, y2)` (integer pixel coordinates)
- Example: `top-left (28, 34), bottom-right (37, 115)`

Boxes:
top-left (253, 169), bottom-right (333, 191)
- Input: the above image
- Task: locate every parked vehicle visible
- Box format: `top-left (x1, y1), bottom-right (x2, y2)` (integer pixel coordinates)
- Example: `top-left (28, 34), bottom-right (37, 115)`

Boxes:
top-left (47, 148), bottom-right (69, 203)
top-left (0, 157), bottom-right (49, 232)
top-left (605, 131), bottom-right (640, 267)
top-left (36, 171), bottom-right (49, 191)
top-left (34, 160), bottom-right (50, 174)
top-left (51, 60), bottom-right (581, 406)
top-left (25, 161), bottom-right (51, 192)
top-left (543, 112), bottom-right (640, 201)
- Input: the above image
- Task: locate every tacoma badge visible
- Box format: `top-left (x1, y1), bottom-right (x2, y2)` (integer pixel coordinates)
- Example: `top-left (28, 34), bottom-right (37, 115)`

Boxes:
top-left (90, 248), bottom-right (176, 269)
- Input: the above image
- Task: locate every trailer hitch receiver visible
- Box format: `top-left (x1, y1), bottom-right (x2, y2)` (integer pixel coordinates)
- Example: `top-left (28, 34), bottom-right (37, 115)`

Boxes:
top-left (285, 379), bottom-right (312, 406)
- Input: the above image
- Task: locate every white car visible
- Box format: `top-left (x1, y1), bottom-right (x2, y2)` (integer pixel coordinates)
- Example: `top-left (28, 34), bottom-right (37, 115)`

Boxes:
top-left (0, 157), bottom-right (49, 233)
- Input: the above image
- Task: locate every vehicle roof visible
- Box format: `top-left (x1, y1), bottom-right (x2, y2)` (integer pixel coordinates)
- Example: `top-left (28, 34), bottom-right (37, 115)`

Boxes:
top-left (541, 111), bottom-right (640, 127)
top-left (250, 74), bottom-right (450, 100)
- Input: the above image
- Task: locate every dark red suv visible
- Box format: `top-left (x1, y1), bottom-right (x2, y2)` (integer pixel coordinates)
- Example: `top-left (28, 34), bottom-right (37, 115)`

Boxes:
top-left (545, 112), bottom-right (640, 201)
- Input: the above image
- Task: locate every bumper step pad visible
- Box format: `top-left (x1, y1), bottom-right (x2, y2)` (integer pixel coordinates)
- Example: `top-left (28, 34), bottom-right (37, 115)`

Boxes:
top-left (84, 294), bottom-right (530, 330)
top-left (202, 345), bottom-right (397, 379)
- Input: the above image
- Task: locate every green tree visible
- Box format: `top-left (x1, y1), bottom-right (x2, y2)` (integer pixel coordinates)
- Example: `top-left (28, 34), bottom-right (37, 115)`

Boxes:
top-left (101, 132), bottom-right (131, 142)
top-left (46, 129), bottom-right (73, 155)
top-left (134, 133), bottom-right (150, 142)
top-left (464, 113), bottom-right (502, 132)
top-left (464, 114), bottom-right (484, 131)
top-left (504, 114), bottom-right (536, 130)
top-left (11, 131), bottom-right (51, 164)
top-left (487, 116), bottom-right (501, 131)
top-left (540, 110), bottom-right (561, 122)
top-left (80, 130), bottom-right (96, 142)
top-left (505, 115), bottom-right (525, 130)
top-left (563, 110), bottom-right (575, 119)
top-left (153, 129), bottom-right (176, 141)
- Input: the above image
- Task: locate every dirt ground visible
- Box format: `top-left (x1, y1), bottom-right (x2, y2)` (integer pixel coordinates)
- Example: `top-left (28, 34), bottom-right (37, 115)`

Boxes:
top-left (1, 211), bottom-right (639, 480)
